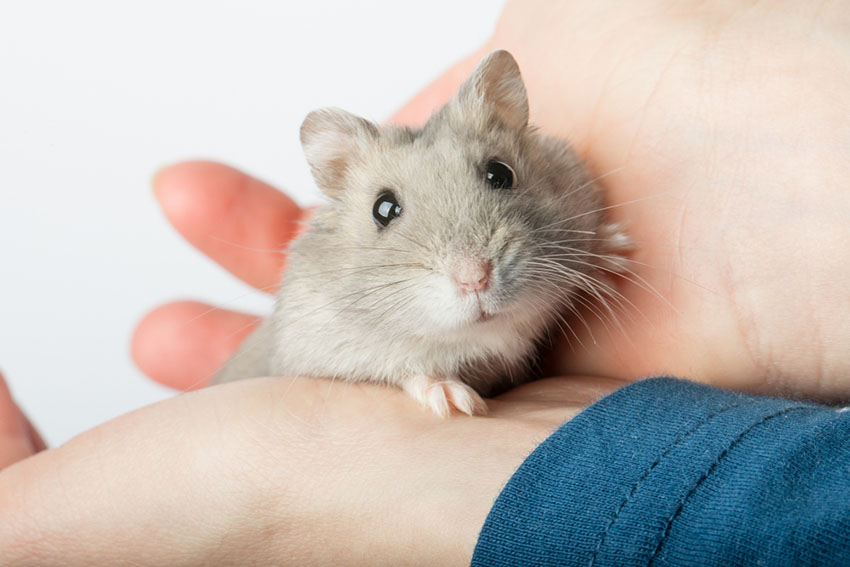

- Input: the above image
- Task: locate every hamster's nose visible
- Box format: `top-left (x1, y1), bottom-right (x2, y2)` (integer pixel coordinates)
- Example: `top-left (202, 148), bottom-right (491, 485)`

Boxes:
top-left (452, 258), bottom-right (492, 293)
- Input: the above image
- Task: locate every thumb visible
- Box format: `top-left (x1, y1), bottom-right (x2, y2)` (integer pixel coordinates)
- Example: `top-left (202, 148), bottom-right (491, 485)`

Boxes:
top-left (388, 46), bottom-right (490, 128)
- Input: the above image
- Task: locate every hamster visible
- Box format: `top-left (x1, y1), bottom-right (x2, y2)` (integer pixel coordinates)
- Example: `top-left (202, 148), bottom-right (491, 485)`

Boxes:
top-left (212, 50), bottom-right (631, 417)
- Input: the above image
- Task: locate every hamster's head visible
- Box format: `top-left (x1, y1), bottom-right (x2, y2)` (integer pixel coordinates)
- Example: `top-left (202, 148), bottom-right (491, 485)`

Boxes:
top-left (298, 50), bottom-right (615, 343)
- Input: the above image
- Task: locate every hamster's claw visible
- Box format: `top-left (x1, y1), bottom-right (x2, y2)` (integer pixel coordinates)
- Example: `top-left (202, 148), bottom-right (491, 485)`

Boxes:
top-left (403, 375), bottom-right (488, 418)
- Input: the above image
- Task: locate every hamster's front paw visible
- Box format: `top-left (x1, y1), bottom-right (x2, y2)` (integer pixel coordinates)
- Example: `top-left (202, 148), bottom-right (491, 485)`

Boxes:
top-left (598, 222), bottom-right (634, 273)
top-left (403, 375), bottom-right (488, 418)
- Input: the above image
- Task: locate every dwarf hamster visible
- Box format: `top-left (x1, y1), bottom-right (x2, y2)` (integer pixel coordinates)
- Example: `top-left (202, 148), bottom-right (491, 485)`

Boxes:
top-left (212, 50), bottom-right (630, 417)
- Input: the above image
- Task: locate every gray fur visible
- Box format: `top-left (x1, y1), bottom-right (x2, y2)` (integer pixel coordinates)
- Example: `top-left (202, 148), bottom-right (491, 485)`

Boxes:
top-left (212, 50), bottom-right (628, 408)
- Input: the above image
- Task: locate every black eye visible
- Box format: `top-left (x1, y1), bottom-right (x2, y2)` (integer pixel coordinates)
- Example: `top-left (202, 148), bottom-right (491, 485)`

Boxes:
top-left (372, 190), bottom-right (403, 228)
top-left (485, 160), bottom-right (515, 190)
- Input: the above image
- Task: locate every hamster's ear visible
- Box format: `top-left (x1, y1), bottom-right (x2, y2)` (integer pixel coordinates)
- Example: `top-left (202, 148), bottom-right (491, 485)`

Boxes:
top-left (456, 50), bottom-right (528, 130)
top-left (300, 108), bottom-right (379, 197)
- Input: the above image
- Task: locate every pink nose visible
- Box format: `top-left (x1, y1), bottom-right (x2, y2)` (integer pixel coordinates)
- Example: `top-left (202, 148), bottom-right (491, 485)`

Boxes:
top-left (453, 259), bottom-right (492, 293)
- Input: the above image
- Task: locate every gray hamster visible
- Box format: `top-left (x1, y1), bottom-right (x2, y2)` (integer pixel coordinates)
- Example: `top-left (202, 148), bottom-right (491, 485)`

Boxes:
top-left (212, 50), bottom-right (631, 417)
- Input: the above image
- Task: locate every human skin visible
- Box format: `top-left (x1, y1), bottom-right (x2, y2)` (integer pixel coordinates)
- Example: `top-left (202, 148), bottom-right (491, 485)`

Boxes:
top-left (138, 0), bottom-right (850, 402)
top-left (0, 372), bottom-right (625, 566)
top-left (1, 0), bottom-right (849, 565)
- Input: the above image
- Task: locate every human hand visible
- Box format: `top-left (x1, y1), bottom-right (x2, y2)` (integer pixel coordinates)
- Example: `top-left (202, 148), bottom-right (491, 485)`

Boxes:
top-left (467, 0), bottom-right (850, 400)
top-left (0, 367), bottom-right (624, 565)
top-left (0, 371), bottom-right (45, 469)
top-left (8, 0), bottom-right (845, 562)
top-left (136, 0), bottom-right (850, 402)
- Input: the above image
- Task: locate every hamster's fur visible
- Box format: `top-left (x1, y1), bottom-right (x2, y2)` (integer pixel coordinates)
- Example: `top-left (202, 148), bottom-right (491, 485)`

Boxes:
top-left (212, 50), bottom-right (630, 417)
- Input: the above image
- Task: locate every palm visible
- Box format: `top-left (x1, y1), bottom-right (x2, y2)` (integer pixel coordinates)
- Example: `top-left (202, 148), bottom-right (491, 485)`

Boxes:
top-left (135, 1), bottom-right (850, 402)
top-left (484, 0), bottom-right (850, 401)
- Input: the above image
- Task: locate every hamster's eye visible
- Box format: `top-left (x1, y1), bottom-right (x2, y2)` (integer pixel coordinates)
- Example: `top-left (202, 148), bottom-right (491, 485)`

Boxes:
top-left (485, 160), bottom-right (515, 190)
top-left (372, 190), bottom-right (403, 228)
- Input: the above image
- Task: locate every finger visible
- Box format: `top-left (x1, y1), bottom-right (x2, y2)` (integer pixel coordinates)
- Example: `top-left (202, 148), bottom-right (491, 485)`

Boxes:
top-left (131, 301), bottom-right (259, 391)
top-left (153, 161), bottom-right (309, 293)
top-left (0, 372), bottom-right (35, 469)
top-left (388, 46), bottom-right (489, 127)
top-left (22, 414), bottom-right (46, 453)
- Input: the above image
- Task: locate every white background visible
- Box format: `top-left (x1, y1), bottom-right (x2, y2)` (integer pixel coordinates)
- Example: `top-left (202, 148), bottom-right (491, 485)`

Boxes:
top-left (0, 1), bottom-right (503, 445)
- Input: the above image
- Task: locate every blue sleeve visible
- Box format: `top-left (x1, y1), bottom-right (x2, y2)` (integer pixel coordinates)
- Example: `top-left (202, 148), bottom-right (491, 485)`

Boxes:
top-left (471, 377), bottom-right (850, 566)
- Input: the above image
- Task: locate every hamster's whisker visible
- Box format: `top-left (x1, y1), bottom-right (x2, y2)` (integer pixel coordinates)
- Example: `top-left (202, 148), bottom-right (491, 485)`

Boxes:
top-left (527, 224), bottom-right (599, 237)
top-left (177, 284), bottom-right (278, 327)
top-left (540, 231), bottom-right (715, 256)
top-left (393, 230), bottom-right (430, 253)
top-left (325, 278), bottom-right (414, 310)
top-left (321, 278), bottom-right (419, 328)
top-left (535, 234), bottom-right (719, 297)
top-left (559, 193), bottom-right (670, 225)
top-left (292, 262), bottom-right (427, 280)
top-left (208, 235), bottom-right (286, 255)
top-left (359, 280), bottom-right (421, 318)
top-left (539, 236), bottom-right (630, 247)
top-left (280, 278), bottom-right (414, 331)
top-left (522, 266), bottom-right (602, 324)
top-left (593, 262), bottom-right (678, 314)
top-left (516, 279), bottom-right (588, 349)
top-left (556, 164), bottom-right (628, 204)
top-left (529, 261), bottom-right (615, 318)
top-left (570, 292), bottom-right (614, 340)
top-left (570, 270), bottom-right (633, 325)
top-left (525, 259), bottom-right (636, 333)
top-left (325, 245), bottom-right (419, 255)
top-left (531, 257), bottom-right (641, 322)
top-left (537, 243), bottom-right (671, 312)
top-left (535, 266), bottom-right (629, 339)
top-left (365, 292), bottom-right (419, 328)
top-left (560, 295), bottom-right (597, 346)
top-left (550, 250), bottom-right (675, 315)
top-left (548, 307), bottom-right (582, 352)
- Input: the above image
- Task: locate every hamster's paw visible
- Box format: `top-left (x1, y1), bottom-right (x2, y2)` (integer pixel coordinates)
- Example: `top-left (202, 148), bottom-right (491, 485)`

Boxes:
top-left (599, 222), bottom-right (634, 273)
top-left (403, 375), bottom-right (488, 418)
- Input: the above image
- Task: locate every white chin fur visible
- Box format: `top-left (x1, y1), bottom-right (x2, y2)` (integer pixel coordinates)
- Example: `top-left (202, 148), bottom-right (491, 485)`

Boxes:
top-left (414, 274), bottom-right (506, 333)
